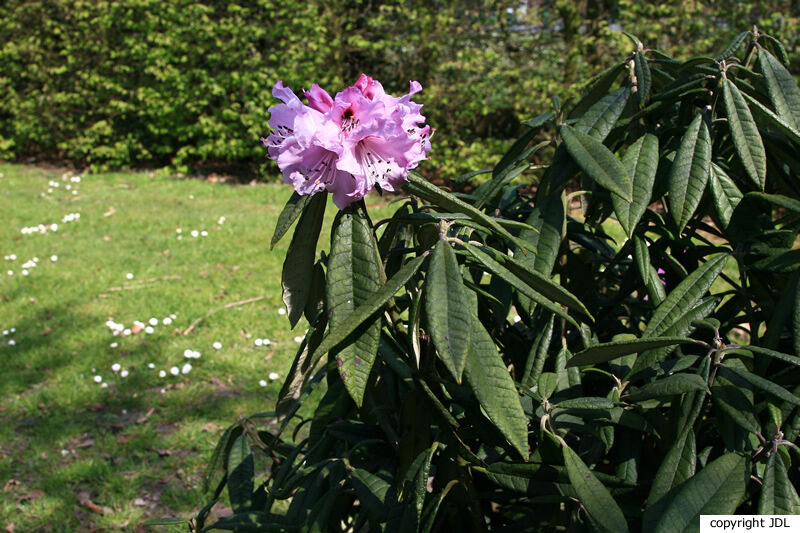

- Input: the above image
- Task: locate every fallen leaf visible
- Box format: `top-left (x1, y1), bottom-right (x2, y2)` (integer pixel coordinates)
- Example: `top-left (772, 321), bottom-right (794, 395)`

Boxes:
top-left (103, 206), bottom-right (116, 217)
top-left (77, 491), bottom-right (106, 515)
top-left (87, 403), bottom-right (105, 412)
top-left (156, 449), bottom-right (171, 457)
top-left (133, 498), bottom-right (147, 506)
top-left (103, 235), bottom-right (111, 241)
top-left (135, 407), bottom-right (155, 424)
top-left (116, 434), bottom-right (131, 444)
top-left (40, 327), bottom-right (52, 336)
top-left (3, 479), bottom-right (19, 492)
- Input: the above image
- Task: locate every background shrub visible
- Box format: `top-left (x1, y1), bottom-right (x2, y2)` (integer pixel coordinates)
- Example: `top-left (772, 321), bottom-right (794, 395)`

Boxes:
top-left (1, 1), bottom-right (798, 176)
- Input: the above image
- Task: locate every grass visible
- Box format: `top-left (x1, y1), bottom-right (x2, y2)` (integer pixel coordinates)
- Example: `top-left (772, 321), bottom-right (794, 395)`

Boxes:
top-left (0, 164), bottom-right (392, 531)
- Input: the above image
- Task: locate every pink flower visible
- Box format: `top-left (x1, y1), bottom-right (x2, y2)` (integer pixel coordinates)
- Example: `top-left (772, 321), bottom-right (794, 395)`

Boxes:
top-left (263, 75), bottom-right (431, 208)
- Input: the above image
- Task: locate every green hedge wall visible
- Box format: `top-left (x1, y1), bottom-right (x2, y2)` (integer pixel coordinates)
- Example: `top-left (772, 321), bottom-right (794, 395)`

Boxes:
top-left (1, 1), bottom-right (797, 177)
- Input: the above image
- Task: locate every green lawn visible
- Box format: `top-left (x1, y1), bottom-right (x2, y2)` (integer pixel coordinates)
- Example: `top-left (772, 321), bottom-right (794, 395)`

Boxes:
top-left (0, 164), bottom-right (390, 531)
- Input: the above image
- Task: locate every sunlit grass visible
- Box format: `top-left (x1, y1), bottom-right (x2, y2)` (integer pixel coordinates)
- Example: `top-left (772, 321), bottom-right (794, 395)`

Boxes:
top-left (0, 164), bottom-right (390, 530)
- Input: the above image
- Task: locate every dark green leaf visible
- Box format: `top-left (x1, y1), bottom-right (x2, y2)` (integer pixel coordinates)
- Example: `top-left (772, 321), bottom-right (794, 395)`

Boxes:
top-left (327, 208), bottom-right (383, 407)
top-left (716, 31), bottom-right (749, 60)
top-left (227, 434), bottom-right (254, 513)
top-left (567, 336), bottom-right (696, 367)
top-left (537, 372), bottom-right (558, 400)
top-left (742, 91), bottom-right (800, 145)
top-left (713, 366), bottom-right (761, 434)
top-left (647, 428), bottom-right (696, 510)
top-left (667, 113), bottom-right (711, 232)
top-left (460, 243), bottom-right (578, 326)
top-left (631, 297), bottom-right (718, 375)
top-left (404, 171), bottom-right (523, 249)
top-left (470, 244), bottom-right (592, 320)
top-left (723, 365), bottom-right (800, 407)
top-left (276, 316), bottom-right (327, 417)
top-left (309, 254), bottom-right (426, 368)
top-left (644, 254), bottom-right (727, 337)
top-left (271, 192), bottom-right (311, 250)
top-left (654, 453), bottom-right (747, 533)
top-left (634, 51), bottom-right (651, 105)
top-left (731, 345), bottom-right (800, 368)
top-left (569, 65), bottom-right (626, 122)
top-left (708, 163), bottom-right (742, 228)
top-left (746, 192), bottom-right (800, 213)
top-left (425, 241), bottom-right (472, 383)
top-left (560, 124), bottom-right (633, 201)
top-left (204, 424), bottom-right (240, 494)
top-left (562, 445), bottom-right (629, 533)
top-left (626, 373), bottom-right (708, 402)
top-left (555, 397), bottom-right (616, 410)
top-left (759, 452), bottom-right (800, 515)
top-left (723, 78), bottom-right (766, 190)
top-left (522, 313), bottom-right (555, 387)
top-left (281, 193), bottom-right (326, 328)
top-left (759, 49), bottom-right (800, 130)
top-left (613, 134), bottom-right (659, 236)
top-left (575, 87), bottom-right (630, 140)
top-left (464, 313), bottom-right (529, 459)
top-left (204, 512), bottom-right (289, 532)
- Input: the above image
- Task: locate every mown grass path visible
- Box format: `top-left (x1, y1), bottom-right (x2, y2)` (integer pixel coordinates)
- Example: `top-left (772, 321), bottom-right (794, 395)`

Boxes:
top-left (0, 164), bottom-right (390, 530)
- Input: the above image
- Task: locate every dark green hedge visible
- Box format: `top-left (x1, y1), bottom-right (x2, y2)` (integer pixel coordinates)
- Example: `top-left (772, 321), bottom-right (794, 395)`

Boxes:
top-left (1, 1), bottom-right (797, 176)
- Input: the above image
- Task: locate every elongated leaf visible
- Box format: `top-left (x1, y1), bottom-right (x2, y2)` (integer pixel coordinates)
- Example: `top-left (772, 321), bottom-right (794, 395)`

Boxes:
top-left (404, 171), bottom-right (522, 249)
top-left (276, 315), bottom-right (327, 417)
top-left (555, 397), bottom-right (616, 410)
top-left (227, 434), bottom-right (254, 513)
top-left (281, 193), bottom-right (326, 328)
top-left (425, 241), bottom-right (471, 382)
top-left (461, 243), bottom-right (577, 326)
top-left (568, 336), bottom-right (696, 367)
top-left (517, 191), bottom-right (565, 313)
top-left (760, 452), bottom-right (800, 515)
top-left (205, 511), bottom-right (288, 532)
top-left (351, 468), bottom-right (394, 521)
top-left (271, 192), bottom-right (312, 249)
top-left (647, 428), bottom-right (696, 510)
top-left (522, 313), bottom-right (555, 387)
top-left (644, 253), bottom-right (727, 337)
top-left (716, 31), bottom-right (749, 60)
top-left (470, 244), bottom-right (591, 320)
top-left (569, 64), bottom-right (625, 121)
top-left (713, 366), bottom-right (760, 434)
top-left (723, 365), bottom-right (800, 407)
top-left (723, 78), bottom-right (766, 190)
top-left (463, 313), bottom-right (529, 459)
top-left (475, 126), bottom-right (538, 208)
top-left (708, 163), bottom-right (742, 228)
top-left (562, 445), bottom-right (629, 533)
top-left (631, 297), bottom-right (718, 375)
top-left (486, 460), bottom-right (633, 487)
top-left (634, 50), bottom-right (651, 105)
top-left (734, 345), bottom-right (800, 368)
top-left (143, 518), bottom-right (188, 526)
top-left (626, 373), bottom-right (708, 402)
top-left (204, 424), bottom-right (241, 493)
top-left (751, 248), bottom-right (800, 272)
top-left (668, 113), bottom-right (711, 232)
top-left (613, 134), bottom-right (658, 236)
top-left (759, 49), bottom-right (800, 130)
top-left (561, 124), bottom-right (633, 201)
top-left (743, 91), bottom-right (800, 145)
top-left (575, 86), bottom-right (630, 141)
top-left (746, 192), bottom-right (800, 213)
top-left (654, 453), bottom-right (747, 533)
top-left (309, 253), bottom-right (426, 367)
top-left (327, 209), bottom-right (383, 407)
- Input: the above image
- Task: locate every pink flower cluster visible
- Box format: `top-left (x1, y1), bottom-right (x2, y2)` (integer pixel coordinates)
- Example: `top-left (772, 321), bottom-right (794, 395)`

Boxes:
top-left (263, 74), bottom-right (431, 208)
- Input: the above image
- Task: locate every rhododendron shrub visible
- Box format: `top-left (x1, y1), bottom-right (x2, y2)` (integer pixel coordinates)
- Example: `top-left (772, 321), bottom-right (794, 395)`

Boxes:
top-left (168, 31), bottom-right (800, 532)
top-left (263, 75), bottom-right (431, 208)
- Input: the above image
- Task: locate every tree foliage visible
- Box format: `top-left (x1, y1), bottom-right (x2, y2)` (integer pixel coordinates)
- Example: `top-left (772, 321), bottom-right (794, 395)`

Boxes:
top-left (2, 1), bottom-right (799, 176)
